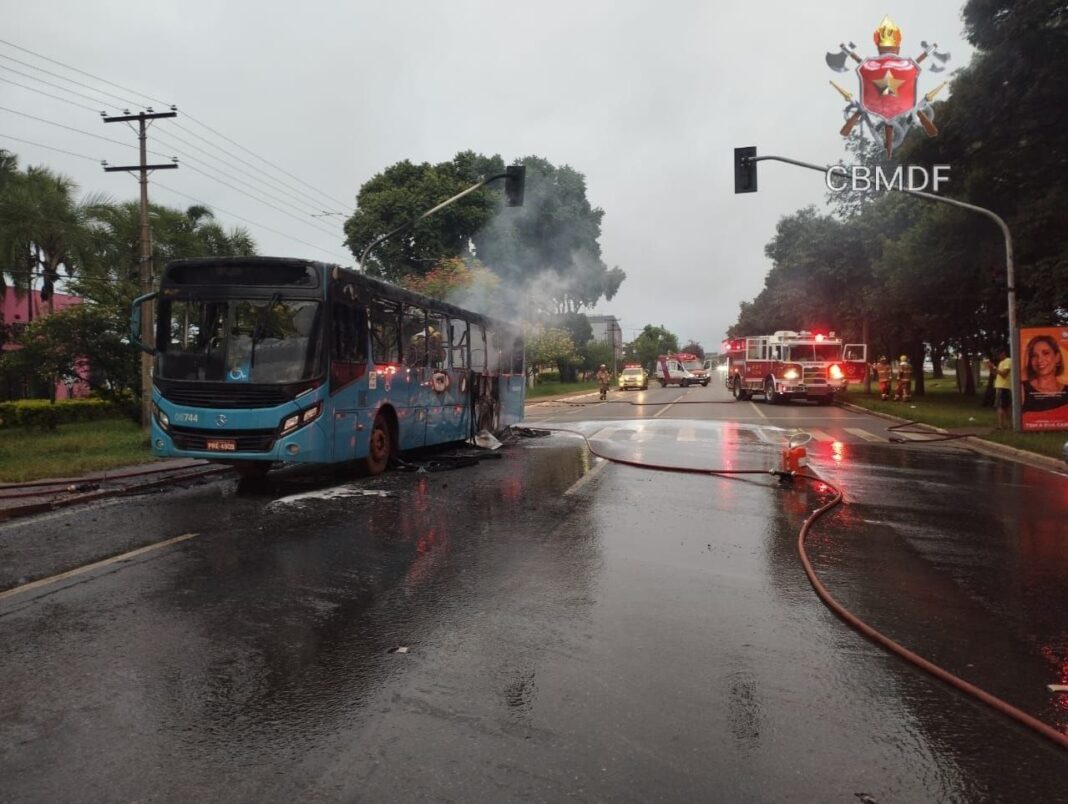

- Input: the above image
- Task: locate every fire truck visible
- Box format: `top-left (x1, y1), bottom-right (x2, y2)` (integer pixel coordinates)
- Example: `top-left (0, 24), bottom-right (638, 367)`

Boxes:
top-left (722, 331), bottom-right (867, 404)
top-left (655, 353), bottom-right (711, 388)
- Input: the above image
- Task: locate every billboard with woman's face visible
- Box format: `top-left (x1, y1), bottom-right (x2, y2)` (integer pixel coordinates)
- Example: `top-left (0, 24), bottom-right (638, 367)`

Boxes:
top-left (1020, 327), bottom-right (1068, 431)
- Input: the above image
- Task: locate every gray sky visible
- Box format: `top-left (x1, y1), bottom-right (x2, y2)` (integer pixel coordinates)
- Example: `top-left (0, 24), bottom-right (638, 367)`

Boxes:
top-left (2, 1), bottom-right (972, 350)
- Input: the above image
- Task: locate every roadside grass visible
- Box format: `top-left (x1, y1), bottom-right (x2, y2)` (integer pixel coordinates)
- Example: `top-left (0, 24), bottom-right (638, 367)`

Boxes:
top-left (841, 378), bottom-right (1067, 461)
top-left (0, 419), bottom-right (154, 482)
top-left (527, 380), bottom-right (599, 399)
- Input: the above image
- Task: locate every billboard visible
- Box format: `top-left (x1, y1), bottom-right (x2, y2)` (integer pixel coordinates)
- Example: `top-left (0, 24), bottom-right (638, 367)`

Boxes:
top-left (1020, 326), bottom-right (1068, 431)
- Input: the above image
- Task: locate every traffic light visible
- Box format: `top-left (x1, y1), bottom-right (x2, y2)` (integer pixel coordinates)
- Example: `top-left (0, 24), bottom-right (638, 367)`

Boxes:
top-left (734, 147), bottom-right (757, 193)
top-left (504, 164), bottom-right (525, 207)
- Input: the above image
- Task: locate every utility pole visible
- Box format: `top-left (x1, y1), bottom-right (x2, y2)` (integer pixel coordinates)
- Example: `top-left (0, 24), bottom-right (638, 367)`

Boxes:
top-left (103, 108), bottom-right (178, 429)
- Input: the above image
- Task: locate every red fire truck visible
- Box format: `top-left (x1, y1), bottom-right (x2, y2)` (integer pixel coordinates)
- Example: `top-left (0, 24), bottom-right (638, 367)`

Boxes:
top-left (722, 331), bottom-right (867, 404)
top-left (655, 353), bottom-right (711, 388)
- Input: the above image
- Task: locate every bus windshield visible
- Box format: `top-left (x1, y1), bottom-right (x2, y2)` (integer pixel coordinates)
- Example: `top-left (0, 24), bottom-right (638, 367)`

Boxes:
top-left (158, 298), bottom-right (323, 383)
top-left (788, 344), bottom-right (842, 362)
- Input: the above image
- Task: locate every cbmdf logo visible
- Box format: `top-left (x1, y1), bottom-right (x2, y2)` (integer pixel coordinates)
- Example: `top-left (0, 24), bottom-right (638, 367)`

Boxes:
top-left (826, 16), bottom-right (951, 156)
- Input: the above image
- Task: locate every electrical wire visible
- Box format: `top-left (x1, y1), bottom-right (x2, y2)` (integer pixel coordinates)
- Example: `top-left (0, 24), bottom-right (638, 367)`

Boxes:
top-left (0, 40), bottom-right (352, 215)
top-left (0, 132), bottom-right (101, 163)
top-left (176, 161), bottom-right (345, 240)
top-left (0, 74), bottom-right (105, 114)
top-left (0, 104), bottom-right (164, 154)
top-left (0, 51), bottom-right (136, 110)
top-left (153, 132), bottom-right (331, 222)
top-left (153, 181), bottom-right (351, 263)
top-left (0, 62), bottom-right (118, 109)
top-left (0, 38), bottom-right (165, 108)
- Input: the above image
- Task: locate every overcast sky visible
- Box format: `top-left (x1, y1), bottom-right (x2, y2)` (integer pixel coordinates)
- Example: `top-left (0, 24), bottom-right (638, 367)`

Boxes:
top-left (2, 1), bottom-right (973, 349)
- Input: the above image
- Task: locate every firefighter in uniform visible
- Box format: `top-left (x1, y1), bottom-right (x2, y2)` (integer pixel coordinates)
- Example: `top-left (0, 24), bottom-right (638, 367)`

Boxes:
top-left (871, 355), bottom-right (893, 401)
top-left (596, 364), bottom-right (611, 401)
top-left (894, 355), bottom-right (913, 402)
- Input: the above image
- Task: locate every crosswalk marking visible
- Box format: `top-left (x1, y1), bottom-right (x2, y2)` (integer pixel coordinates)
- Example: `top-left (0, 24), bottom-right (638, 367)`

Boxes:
top-left (677, 426), bottom-right (698, 442)
top-left (806, 429), bottom-right (834, 442)
top-left (845, 427), bottom-right (887, 443)
top-left (893, 430), bottom-right (933, 441)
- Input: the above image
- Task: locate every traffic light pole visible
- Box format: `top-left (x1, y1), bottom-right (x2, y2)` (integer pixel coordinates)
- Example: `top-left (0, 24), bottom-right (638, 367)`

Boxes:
top-left (736, 150), bottom-right (1020, 432)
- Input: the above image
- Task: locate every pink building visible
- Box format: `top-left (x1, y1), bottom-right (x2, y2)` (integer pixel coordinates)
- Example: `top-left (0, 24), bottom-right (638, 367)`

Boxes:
top-left (2, 290), bottom-right (90, 400)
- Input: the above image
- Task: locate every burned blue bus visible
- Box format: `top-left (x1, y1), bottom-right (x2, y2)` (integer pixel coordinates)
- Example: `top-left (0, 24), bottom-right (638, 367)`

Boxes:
top-left (133, 257), bottom-right (525, 477)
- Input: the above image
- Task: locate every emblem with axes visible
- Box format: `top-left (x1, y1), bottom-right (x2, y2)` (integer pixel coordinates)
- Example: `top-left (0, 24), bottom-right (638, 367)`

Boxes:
top-left (825, 16), bottom-right (950, 157)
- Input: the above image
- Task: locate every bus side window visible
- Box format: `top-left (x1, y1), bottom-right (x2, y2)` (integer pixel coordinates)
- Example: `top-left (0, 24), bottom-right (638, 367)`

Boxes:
top-left (402, 305), bottom-right (428, 368)
top-left (499, 333), bottom-right (512, 375)
top-left (485, 327), bottom-right (499, 374)
top-left (450, 319), bottom-right (468, 369)
top-left (512, 334), bottom-right (524, 375)
top-left (470, 324), bottom-right (486, 372)
top-left (428, 313), bottom-right (448, 369)
top-left (370, 298), bottom-right (400, 364)
top-left (331, 302), bottom-right (367, 388)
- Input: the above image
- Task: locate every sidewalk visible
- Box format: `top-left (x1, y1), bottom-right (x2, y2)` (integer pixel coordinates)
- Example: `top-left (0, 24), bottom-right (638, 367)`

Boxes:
top-left (838, 401), bottom-right (1068, 476)
top-left (0, 459), bottom-right (232, 522)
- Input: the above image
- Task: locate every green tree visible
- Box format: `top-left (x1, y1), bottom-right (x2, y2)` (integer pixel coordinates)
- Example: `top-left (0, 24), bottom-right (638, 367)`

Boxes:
top-left (400, 257), bottom-right (500, 302)
top-left (343, 152), bottom-right (505, 282)
top-left (0, 164), bottom-right (101, 313)
top-left (1, 304), bottom-right (139, 412)
top-left (473, 155), bottom-right (625, 312)
top-left (525, 326), bottom-right (579, 380)
top-left (629, 325), bottom-right (679, 371)
top-left (679, 341), bottom-right (705, 359)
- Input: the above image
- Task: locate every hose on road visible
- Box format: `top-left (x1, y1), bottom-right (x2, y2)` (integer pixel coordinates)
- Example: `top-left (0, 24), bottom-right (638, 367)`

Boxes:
top-left (545, 424), bottom-right (1068, 754)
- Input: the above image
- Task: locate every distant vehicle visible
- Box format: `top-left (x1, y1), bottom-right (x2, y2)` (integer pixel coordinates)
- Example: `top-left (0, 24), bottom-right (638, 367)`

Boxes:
top-left (655, 353), bottom-right (710, 388)
top-left (618, 364), bottom-right (648, 391)
top-left (132, 257), bottom-right (525, 478)
top-left (723, 331), bottom-right (867, 405)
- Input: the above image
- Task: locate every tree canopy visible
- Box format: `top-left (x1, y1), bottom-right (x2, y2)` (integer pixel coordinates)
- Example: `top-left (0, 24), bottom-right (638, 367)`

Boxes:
top-left (344, 151), bottom-right (625, 315)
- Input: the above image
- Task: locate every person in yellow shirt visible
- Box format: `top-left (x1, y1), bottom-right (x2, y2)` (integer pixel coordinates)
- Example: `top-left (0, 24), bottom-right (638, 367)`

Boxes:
top-left (990, 346), bottom-right (1012, 430)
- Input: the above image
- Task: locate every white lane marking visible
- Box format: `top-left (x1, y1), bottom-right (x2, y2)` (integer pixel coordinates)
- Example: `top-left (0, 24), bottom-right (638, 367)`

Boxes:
top-left (806, 429), bottom-right (834, 442)
top-left (0, 533), bottom-right (199, 601)
top-left (845, 427), bottom-right (887, 443)
top-left (653, 392), bottom-right (687, 418)
top-left (564, 458), bottom-right (607, 496)
top-left (748, 401), bottom-right (768, 420)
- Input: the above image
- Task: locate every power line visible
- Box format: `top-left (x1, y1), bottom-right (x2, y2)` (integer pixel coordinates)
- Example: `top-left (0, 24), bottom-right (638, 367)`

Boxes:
top-left (0, 63), bottom-right (115, 110)
top-left (171, 121), bottom-right (348, 213)
top-left (0, 52), bottom-right (136, 110)
top-left (181, 111), bottom-right (352, 210)
top-left (0, 38), bottom-right (167, 108)
top-left (0, 39), bottom-right (353, 215)
top-left (177, 160), bottom-right (345, 240)
top-left (154, 181), bottom-right (351, 263)
top-left (0, 132), bottom-right (101, 162)
top-left (152, 130), bottom-right (326, 219)
top-left (0, 75), bottom-right (104, 114)
top-left (0, 104), bottom-right (146, 151)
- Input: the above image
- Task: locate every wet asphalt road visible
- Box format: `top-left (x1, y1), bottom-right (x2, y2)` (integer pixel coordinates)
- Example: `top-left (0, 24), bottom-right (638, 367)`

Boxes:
top-left (2, 382), bottom-right (1068, 801)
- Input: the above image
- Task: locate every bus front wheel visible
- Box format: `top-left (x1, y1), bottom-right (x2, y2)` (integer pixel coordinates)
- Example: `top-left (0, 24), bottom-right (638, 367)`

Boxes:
top-left (365, 413), bottom-right (393, 475)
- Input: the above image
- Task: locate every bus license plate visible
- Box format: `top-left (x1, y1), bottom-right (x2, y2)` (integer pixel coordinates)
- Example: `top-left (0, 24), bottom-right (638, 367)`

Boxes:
top-left (206, 439), bottom-right (236, 451)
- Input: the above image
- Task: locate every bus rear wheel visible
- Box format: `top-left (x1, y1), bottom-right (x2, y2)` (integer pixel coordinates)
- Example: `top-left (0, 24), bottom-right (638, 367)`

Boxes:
top-left (364, 413), bottom-right (393, 475)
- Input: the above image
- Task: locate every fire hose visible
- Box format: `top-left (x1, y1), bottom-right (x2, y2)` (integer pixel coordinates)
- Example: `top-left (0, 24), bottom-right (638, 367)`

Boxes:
top-left (543, 424), bottom-right (1068, 753)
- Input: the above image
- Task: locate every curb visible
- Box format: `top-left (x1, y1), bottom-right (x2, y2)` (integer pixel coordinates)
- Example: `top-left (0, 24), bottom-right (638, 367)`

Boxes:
top-left (0, 466), bottom-right (234, 523)
top-left (838, 401), bottom-right (1068, 476)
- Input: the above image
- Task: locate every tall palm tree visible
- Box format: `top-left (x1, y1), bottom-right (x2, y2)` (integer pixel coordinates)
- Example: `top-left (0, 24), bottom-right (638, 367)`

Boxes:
top-left (0, 164), bottom-right (98, 315)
